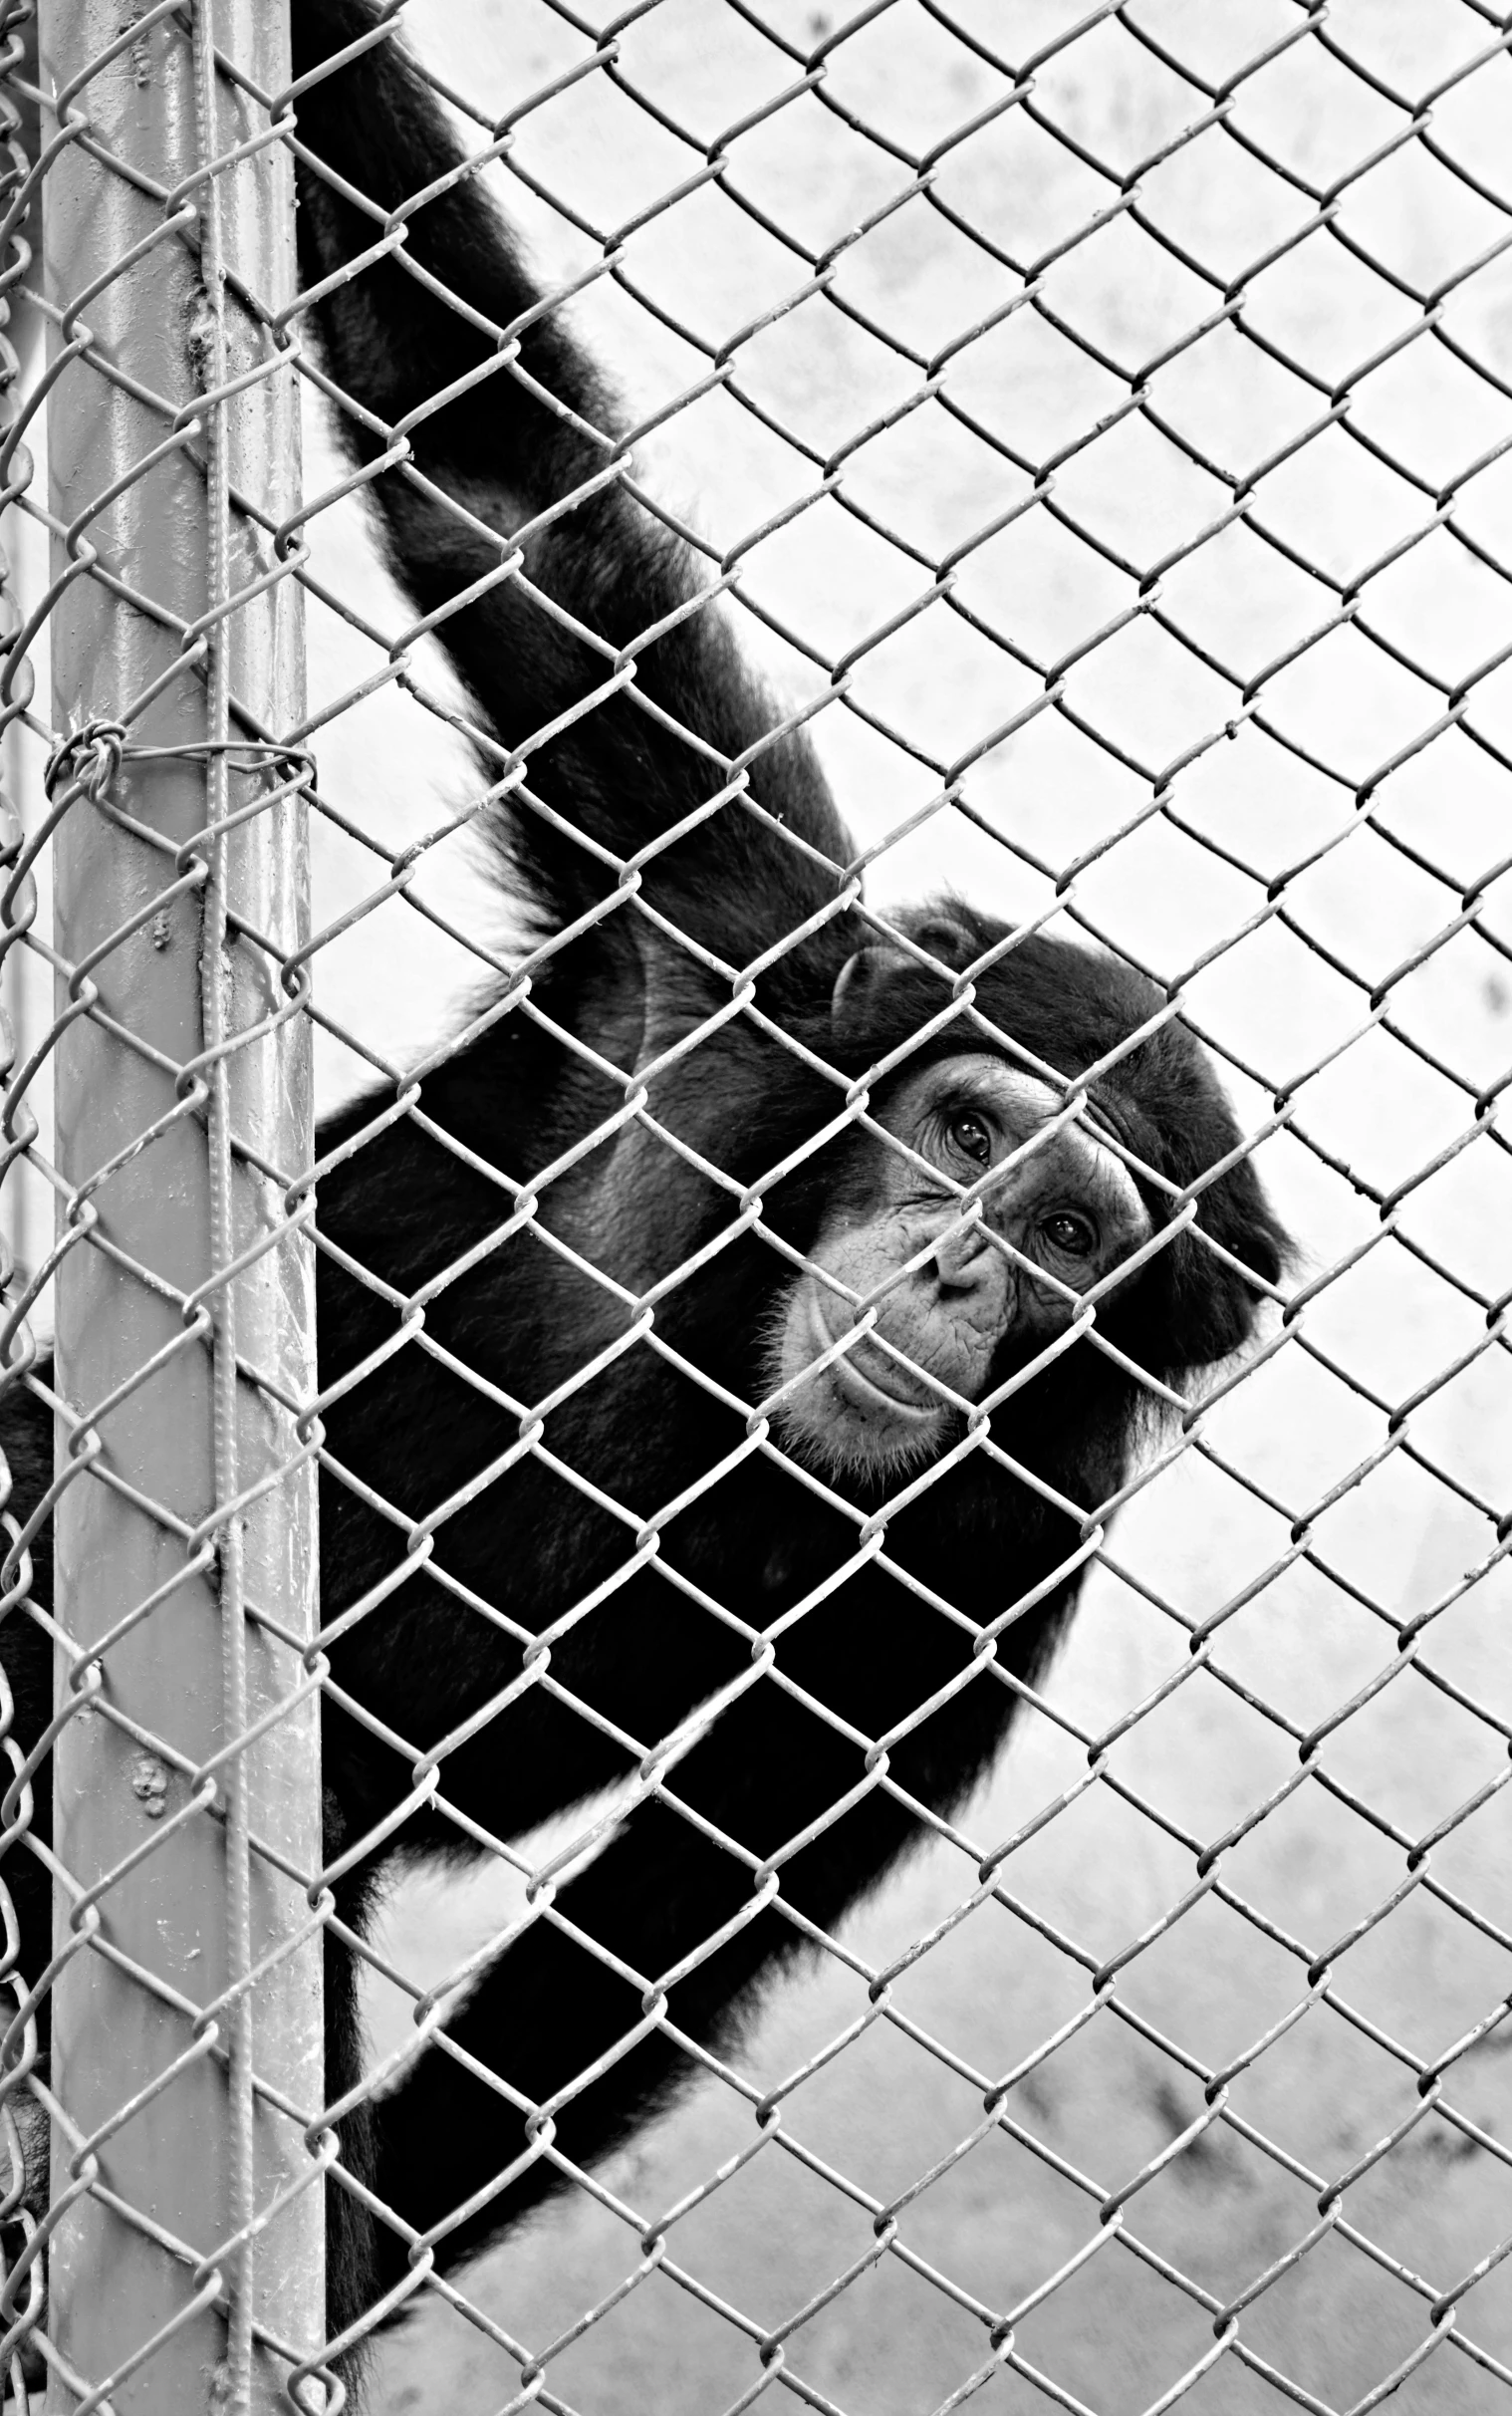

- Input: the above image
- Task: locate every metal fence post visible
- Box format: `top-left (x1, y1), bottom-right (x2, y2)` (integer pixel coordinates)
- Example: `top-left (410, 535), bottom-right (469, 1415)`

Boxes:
top-left (37, 0), bottom-right (321, 2405)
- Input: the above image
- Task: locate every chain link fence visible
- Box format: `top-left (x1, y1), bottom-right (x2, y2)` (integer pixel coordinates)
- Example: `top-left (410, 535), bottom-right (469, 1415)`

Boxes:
top-left (0, 1), bottom-right (1510, 2410)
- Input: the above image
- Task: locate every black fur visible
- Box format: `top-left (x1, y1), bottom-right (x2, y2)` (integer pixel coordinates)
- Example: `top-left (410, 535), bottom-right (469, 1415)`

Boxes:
top-left (0, 0), bottom-right (1289, 2374)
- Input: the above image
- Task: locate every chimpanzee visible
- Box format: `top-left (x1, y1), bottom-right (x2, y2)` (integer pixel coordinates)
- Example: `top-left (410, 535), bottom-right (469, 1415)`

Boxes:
top-left (0, 0), bottom-right (1288, 2374)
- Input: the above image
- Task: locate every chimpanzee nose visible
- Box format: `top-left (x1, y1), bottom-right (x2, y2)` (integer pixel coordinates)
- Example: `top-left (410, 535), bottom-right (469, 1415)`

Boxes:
top-left (933, 1214), bottom-right (998, 1294)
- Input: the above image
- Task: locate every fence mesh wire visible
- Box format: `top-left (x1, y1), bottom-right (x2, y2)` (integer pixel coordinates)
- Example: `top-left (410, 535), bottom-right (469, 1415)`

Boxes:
top-left (1, 1), bottom-right (1511, 2410)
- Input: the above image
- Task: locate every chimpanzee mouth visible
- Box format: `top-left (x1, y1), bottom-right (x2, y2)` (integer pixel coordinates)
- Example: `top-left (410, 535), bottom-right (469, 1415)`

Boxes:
top-left (801, 1284), bottom-right (946, 1422)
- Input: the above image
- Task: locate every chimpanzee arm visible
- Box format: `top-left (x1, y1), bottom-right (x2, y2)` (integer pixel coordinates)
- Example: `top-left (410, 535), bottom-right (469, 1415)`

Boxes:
top-left (0, 1378), bottom-right (57, 2012)
top-left (292, 0), bottom-right (854, 1005)
top-left (362, 1704), bottom-right (905, 2285)
top-left (359, 1640), bottom-right (1013, 2288)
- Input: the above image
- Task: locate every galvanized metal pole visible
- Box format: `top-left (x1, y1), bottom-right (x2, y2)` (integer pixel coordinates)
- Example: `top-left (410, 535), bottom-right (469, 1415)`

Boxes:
top-left (38, 0), bottom-right (320, 2406)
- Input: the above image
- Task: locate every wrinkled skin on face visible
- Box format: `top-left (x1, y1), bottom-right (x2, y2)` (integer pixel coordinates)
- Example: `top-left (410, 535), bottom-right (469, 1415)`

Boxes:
top-left (771, 1053), bottom-right (1153, 1476)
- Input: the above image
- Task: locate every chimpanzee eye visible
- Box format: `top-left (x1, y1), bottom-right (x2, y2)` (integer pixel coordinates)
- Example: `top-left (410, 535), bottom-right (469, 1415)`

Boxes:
top-left (1041, 1209), bottom-right (1098, 1258)
top-left (947, 1113), bottom-right (993, 1165)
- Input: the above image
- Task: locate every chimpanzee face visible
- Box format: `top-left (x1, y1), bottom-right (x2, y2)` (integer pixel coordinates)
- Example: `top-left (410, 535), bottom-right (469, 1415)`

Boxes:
top-left (769, 1052), bottom-right (1154, 1476)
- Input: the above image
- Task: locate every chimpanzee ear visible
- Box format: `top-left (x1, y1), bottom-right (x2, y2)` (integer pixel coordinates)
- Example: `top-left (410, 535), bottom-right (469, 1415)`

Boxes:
top-left (906, 912), bottom-right (977, 966)
top-left (830, 915), bottom-right (976, 1053)
top-left (830, 944), bottom-right (897, 1053)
